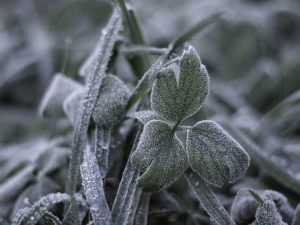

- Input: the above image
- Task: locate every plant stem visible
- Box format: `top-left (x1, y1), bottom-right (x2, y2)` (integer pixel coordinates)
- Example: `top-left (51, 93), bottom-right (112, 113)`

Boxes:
top-left (132, 192), bottom-right (151, 225)
top-left (116, 0), bottom-right (150, 77)
top-left (95, 126), bottom-right (111, 177)
top-left (185, 170), bottom-right (235, 225)
top-left (111, 128), bottom-right (142, 225)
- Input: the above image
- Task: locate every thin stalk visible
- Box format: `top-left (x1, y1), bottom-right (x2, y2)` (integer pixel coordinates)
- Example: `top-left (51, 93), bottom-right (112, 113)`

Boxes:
top-left (116, 0), bottom-right (150, 77)
top-left (223, 124), bottom-right (300, 196)
top-left (185, 170), bottom-right (235, 225)
top-left (126, 188), bottom-right (142, 225)
top-left (95, 126), bottom-right (111, 177)
top-left (111, 128), bottom-right (142, 225)
top-left (121, 45), bottom-right (167, 55)
top-left (132, 192), bottom-right (151, 225)
top-left (168, 12), bottom-right (222, 57)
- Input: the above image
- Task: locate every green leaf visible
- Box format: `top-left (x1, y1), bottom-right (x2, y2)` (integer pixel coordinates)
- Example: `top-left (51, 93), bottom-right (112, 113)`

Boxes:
top-left (151, 46), bottom-right (209, 123)
top-left (92, 74), bottom-right (131, 127)
top-left (255, 200), bottom-right (287, 225)
top-left (127, 110), bottom-right (161, 124)
top-left (131, 120), bottom-right (188, 192)
top-left (187, 120), bottom-right (250, 187)
top-left (38, 73), bottom-right (83, 118)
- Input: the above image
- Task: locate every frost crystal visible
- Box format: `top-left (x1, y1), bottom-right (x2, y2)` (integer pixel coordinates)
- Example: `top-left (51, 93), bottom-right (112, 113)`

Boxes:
top-left (187, 120), bottom-right (250, 187)
top-left (92, 74), bottom-right (130, 127)
top-left (151, 46), bottom-right (209, 123)
top-left (131, 120), bottom-right (188, 192)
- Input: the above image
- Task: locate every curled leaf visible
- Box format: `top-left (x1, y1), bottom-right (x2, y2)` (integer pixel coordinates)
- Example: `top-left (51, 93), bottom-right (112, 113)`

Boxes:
top-left (92, 74), bottom-right (130, 127)
top-left (151, 46), bottom-right (209, 123)
top-left (255, 200), bottom-right (287, 225)
top-left (38, 73), bottom-right (83, 117)
top-left (187, 120), bottom-right (250, 187)
top-left (131, 120), bottom-right (188, 192)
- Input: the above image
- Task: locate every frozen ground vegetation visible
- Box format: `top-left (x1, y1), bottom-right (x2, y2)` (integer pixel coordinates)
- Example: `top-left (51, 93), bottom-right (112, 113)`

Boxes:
top-left (0, 0), bottom-right (300, 225)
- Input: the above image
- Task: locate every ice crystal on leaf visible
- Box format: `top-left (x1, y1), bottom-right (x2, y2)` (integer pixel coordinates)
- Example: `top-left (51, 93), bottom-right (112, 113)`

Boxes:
top-left (131, 120), bottom-right (188, 192)
top-left (151, 46), bottom-right (209, 123)
top-left (255, 200), bottom-right (287, 225)
top-left (187, 120), bottom-right (250, 187)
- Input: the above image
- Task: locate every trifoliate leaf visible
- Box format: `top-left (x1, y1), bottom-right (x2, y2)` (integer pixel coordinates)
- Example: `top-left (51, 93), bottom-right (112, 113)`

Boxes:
top-left (63, 90), bottom-right (85, 125)
top-left (38, 73), bottom-right (83, 117)
top-left (127, 110), bottom-right (161, 124)
top-left (131, 120), bottom-right (188, 192)
top-left (255, 200), bottom-right (287, 225)
top-left (92, 74), bottom-right (130, 127)
top-left (187, 120), bottom-right (250, 187)
top-left (151, 46), bottom-right (209, 123)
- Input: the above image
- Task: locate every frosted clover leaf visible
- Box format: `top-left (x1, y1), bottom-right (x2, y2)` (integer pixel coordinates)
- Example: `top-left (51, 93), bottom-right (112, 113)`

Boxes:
top-left (131, 46), bottom-right (249, 194)
top-left (151, 46), bottom-right (209, 123)
top-left (187, 121), bottom-right (250, 187)
top-left (131, 120), bottom-right (188, 192)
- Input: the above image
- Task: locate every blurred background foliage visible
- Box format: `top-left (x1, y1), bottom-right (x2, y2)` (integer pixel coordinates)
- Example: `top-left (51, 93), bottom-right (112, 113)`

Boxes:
top-left (0, 0), bottom-right (300, 224)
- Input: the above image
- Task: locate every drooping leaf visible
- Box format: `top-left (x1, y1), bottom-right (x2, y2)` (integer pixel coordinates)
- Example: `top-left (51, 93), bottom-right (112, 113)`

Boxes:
top-left (80, 145), bottom-right (112, 225)
top-left (185, 171), bottom-right (235, 225)
top-left (187, 120), bottom-right (250, 187)
top-left (255, 200), bottom-right (287, 225)
top-left (128, 110), bottom-right (161, 125)
top-left (92, 74), bottom-right (131, 127)
top-left (131, 120), bottom-right (188, 192)
top-left (151, 46), bottom-right (209, 123)
top-left (63, 90), bottom-right (85, 125)
top-left (38, 73), bottom-right (83, 118)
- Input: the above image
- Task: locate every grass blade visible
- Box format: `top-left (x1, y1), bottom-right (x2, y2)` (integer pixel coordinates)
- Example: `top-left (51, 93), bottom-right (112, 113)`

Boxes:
top-left (185, 170), bottom-right (235, 225)
top-left (111, 128), bottom-right (142, 225)
top-left (80, 146), bottom-right (112, 225)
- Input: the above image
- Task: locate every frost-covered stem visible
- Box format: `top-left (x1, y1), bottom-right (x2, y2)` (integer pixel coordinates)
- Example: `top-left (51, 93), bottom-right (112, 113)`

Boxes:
top-left (132, 192), bottom-right (151, 225)
top-left (112, 128), bottom-right (142, 225)
top-left (95, 126), bottom-right (111, 177)
top-left (224, 124), bottom-right (300, 196)
top-left (185, 170), bottom-right (236, 225)
top-left (116, 0), bottom-right (149, 77)
top-left (126, 188), bottom-right (142, 225)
